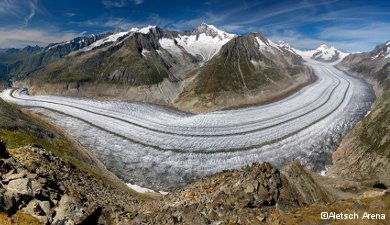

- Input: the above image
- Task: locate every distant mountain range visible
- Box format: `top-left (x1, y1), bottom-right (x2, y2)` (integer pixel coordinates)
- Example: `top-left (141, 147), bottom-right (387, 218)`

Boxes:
top-left (1, 23), bottom-right (387, 112)
top-left (0, 23), bottom-right (315, 112)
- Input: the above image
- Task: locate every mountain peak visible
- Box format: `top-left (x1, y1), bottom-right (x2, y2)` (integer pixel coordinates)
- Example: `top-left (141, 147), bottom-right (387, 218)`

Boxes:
top-left (192, 23), bottom-right (235, 39)
top-left (317, 44), bottom-right (336, 51)
top-left (129, 25), bottom-right (157, 34)
top-left (294, 44), bottom-right (349, 62)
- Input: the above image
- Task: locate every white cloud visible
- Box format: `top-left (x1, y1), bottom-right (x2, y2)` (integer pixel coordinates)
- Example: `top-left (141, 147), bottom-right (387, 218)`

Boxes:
top-left (72, 14), bottom-right (171, 30)
top-left (0, 28), bottom-right (77, 48)
top-left (24, 0), bottom-right (38, 26)
top-left (0, 0), bottom-right (22, 16)
top-left (0, 0), bottom-right (40, 26)
top-left (318, 23), bottom-right (390, 43)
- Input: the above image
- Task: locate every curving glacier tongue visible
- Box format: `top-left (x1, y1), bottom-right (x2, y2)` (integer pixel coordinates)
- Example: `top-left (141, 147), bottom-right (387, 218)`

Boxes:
top-left (0, 59), bottom-right (374, 190)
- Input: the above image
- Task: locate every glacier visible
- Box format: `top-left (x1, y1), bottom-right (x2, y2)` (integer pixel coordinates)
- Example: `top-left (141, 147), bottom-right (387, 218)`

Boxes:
top-left (0, 59), bottom-right (374, 190)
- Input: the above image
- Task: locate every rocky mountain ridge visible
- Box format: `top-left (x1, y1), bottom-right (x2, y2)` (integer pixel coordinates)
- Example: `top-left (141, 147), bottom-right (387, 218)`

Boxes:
top-left (4, 23), bottom-right (313, 113)
top-left (330, 40), bottom-right (390, 186)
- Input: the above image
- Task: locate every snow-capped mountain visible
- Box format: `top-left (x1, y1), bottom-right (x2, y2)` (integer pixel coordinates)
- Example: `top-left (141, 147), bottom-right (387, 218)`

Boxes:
top-left (295, 44), bottom-right (349, 62)
top-left (171, 23), bottom-right (236, 61)
top-left (1, 23), bottom-right (312, 112)
top-left (371, 41), bottom-right (390, 59)
top-left (338, 40), bottom-right (390, 76)
top-left (276, 41), bottom-right (298, 54)
top-left (82, 31), bottom-right (130, 51)
top-left (46, 32), bottom-right (112, 52)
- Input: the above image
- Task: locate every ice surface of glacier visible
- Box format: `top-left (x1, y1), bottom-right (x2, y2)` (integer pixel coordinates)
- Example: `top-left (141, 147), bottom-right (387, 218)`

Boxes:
top-left (0, 59), bottom-right (374, 190)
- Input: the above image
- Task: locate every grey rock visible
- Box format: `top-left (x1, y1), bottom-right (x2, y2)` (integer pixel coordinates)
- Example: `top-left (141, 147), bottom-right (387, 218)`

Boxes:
top-left (6, 178), bottom-right (33, 196)
top-left (3, 172), bottom-right (26, 183)
top-left (22, 199), bottom-right (52, 224)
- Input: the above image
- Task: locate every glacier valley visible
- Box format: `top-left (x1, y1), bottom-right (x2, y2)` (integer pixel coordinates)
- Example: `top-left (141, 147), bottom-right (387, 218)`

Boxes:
top-left (0, 59), bottom-right (374, 190)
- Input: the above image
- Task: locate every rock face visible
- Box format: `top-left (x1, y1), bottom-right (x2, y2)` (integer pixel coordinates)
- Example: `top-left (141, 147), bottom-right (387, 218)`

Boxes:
top-left (330, 41), bottom-right (390, 186)
top-left (338, 41), bottom-right (390, 77)
top-left (0, 144), bottom-right (142, 224)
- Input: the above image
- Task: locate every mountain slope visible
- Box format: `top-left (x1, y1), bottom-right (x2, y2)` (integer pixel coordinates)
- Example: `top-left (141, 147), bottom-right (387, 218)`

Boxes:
top-left (337, 41), bottom-right (390, 81)
top-left (0, 33), bottom-right (113, 82)
top-left (176, 32), bottom-right (313, 112)
top-left (330, 41), bottom-right (390, 185)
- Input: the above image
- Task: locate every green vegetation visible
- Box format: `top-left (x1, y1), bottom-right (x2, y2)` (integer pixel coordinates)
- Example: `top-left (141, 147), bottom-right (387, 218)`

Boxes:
top-left (358, 64), bottom-right (390, 158)
top-left (31, 36), bottom-right (169, 86)
top-left (0, 212), bottom-right (42, 225)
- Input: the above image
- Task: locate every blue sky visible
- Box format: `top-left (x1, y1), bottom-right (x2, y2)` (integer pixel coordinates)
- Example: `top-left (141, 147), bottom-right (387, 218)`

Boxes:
top-left (0, 0), bottom-right (389, 51)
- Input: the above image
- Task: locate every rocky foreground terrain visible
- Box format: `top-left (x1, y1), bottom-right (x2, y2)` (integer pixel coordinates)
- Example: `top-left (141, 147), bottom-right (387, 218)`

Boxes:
top-left (1, 141), bottom-right (389, 225)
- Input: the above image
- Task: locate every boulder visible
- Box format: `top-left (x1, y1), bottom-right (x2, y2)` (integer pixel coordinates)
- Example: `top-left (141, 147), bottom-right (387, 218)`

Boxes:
top-left (52, 194), bottom-right (84, 224)
top-left (3, 172), bottom-right (27, 183)
top-left (22, 199), bottom-right (52, 224)
top-left (6, 178), bottom-right (33, 196)
top-left (0, 141), bottom-right (10, 159)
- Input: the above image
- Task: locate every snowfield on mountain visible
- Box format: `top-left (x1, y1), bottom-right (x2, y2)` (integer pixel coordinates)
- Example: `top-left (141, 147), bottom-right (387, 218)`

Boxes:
top-left (295, 44), bottom-right (349, 62)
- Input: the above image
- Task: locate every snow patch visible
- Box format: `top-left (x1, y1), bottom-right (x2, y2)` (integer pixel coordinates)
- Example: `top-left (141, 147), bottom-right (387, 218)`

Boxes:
top-left (47, 41), bottom-right (71, 50)
top-left (159, 38), bottom-right (183, 56)
top-left (138, 25), bottom-right (156, 34)
top-left (371, 46), bottom-right (390, 60)
top-left (255, 37), bottom-right (276, 53)
top-left (82, 32), bottom-right (129, 51)
top-left (174, 24), bottom-right (235, 61)
top-left (141, 49), bottom-right (150, 57)
top-left (126, 183), bottom-right (168, 195)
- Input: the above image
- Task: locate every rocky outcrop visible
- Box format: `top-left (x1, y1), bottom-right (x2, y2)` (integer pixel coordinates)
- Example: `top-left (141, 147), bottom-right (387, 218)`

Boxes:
top-left (0, 140), bottom-right (337, 225)
top-left (1, 140), bottom-right (389, 224)
top-left (0, 143), bottom-right (145, 224)
top-left (129, 162), bottom-right (333, 224)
